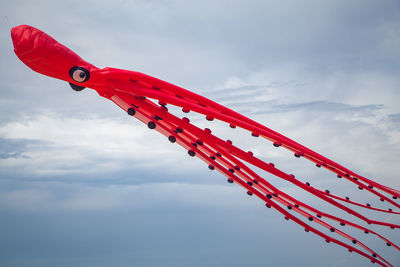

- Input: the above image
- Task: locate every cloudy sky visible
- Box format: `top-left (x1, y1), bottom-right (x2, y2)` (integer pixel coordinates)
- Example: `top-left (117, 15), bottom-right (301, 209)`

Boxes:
top-left (1, 0), bottom-right (400, 266)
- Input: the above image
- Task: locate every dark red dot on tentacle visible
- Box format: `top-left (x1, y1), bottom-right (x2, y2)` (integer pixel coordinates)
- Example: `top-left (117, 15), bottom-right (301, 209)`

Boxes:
top-left (226, 140), bottom-right (232, 145)
top-left (182, 108), bottom-right (190, 113)
top-left (308, 217), bottom-right (313, 221)
top-left (266, 194), bottom-right (272, 199)
top-left (284, 216), bottom-right (289, 220)
top-left (294, 152), bottom-right (302, 158)
top-left (340, 222), bottom-right (345, 226)
top-left (272, 193), bottom-right (278, 197)
top-left (294, 204), bottom-right (299, 208)
top-left (380, 198), bottom-right (384, 202)
top-left (127, 108), bottom-right (136, 116)
top-left (325, 239), bottom-right (330, 243)
top-left (352, 240), bottom-right (357, 244)
top-left (216, 153), bottom-right (222, 157)
top-left (364, 230), bottom-right (369, 234)
top-left (196, 140), bottom-right (203, 145)
top-left (247, 181), bottom-right (253, 186)
top-left (387, 242), bottom-right (391, 246)
top-left (345, 196), bottom-right (350, 200)
top-left (330, 228), bottom-right (335, 232)
top-left (208, 165), bottom-right (214, 170)
top-left (182, 117), bottom-right (190, 123)
top-left (358, 186), bottom-right (363, 190)
top-left (188, 150), bottom-right (195, 157)
top-left (304, 228), bottom-right (309, 232)
top-left (337, 175), bottom-right (342, 178)
top-left (191, 143), bottom-right (197, 147)
top-left (234, 166), bottom-right (240, 171)
top-left (325, 190), bottom-right (330, 194)
top-left (176, 127), bottom-right (183, 133)
top-left (251, 132), bottom-right (259, 137)
top-left (147, 121), bottom-right (156, 129)
top-left (247, 191), bottom-right (253, 196)
top-left (229, 168), bottom-right (235, 173)
top-left (316, 164), bottom-right (321, 168)
top-left (252, 179), bottom-right (258, 184)
top-left (366, 203), bottom-right (371, 207)
top-left (158, 100), bottom-right (167, 106)
top-left (206, 116), bottom-right (214, 121)
top-left (204, 128), bottom-right (212, 134)
top-left (368, 185), bottom-right (373, 188)
top-left (306, 182), bottom-right (310, 186)
top-left (210, 156), bottom-right (216, 160)
top-left (321, 162), bottom-right (327, 167)
top-left (269, 163), bottom-right (275, 167)
top-left (160, 106), bottom-right (168, 111)
top-left (168, 136), bottom-right (176, 143)
top-left (265, 203), bottom-right (271, 208)
top-left (348, 249), bottom-right (353, 253)
top-left (229, 124), bottom-right (236, 128)
top-left (353, 177), bottom-right (358, 181)
top-left (287, 205), bottom-right (292, 210)
top-left (392, 195), bottom-right (398, 199)
top-left (273, 142), bottom-right (281, 147)
top-left (153, 115), bottom-right (163, 121)
top-left (317, 214), bottom-right (322, 218)
top-left (247, 151), bottom-right (253, 156)
top-left (372, 254), bottom-right (377, 258)
top-left (344, 174), bottom-right (350, 177)
top-left (227, 178), bottom-right (234, 183)
top-left (388, 208), bottom-right (393, 212)
top-left (289, 174), bottom-right (295, 179)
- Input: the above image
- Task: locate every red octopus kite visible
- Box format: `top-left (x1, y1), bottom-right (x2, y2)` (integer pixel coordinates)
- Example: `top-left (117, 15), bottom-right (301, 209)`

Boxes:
top-left (11, 25), bottom-right (399, 266)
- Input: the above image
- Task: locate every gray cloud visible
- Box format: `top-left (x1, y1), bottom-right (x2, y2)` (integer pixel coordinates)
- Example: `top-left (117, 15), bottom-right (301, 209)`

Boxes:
top-left (0, 137), bottom-right (41, 159)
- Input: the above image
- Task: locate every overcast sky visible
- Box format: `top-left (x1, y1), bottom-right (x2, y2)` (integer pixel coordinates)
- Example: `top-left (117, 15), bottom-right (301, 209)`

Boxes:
top-left (1, 1), bottom-right (400, 266)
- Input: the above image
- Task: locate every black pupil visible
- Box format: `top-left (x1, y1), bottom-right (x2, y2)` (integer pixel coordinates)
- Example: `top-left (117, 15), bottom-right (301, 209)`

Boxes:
top-left (79, 71), bottom-right (86, 78)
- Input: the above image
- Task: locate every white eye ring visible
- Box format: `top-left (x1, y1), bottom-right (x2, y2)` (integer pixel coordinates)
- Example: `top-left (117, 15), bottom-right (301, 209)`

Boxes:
top-left (69, 66), bottom-right (90, 83)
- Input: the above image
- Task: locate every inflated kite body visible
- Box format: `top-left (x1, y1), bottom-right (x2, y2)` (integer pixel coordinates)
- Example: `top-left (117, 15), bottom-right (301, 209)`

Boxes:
top-left (11, 25), bottom-right (399, 266)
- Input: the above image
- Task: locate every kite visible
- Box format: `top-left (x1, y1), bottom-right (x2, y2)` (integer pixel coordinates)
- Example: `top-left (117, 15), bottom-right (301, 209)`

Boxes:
top-left (11, 25), bottom-right (399, 266)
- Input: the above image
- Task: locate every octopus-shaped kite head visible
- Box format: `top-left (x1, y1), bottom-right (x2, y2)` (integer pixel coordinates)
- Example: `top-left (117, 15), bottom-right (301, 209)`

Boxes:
top-left (11, 25), bottom-right (99, 91)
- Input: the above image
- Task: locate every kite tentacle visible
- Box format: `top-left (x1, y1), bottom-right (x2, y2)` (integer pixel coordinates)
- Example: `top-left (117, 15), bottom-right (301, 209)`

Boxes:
top-left (108, 77), bottom-right (400, 207)
top-left (108, 90), bottom-right (395, 265)
top-left (206, 141), bottom-right (400, 250)
top-left (110, 70), bottom-right (400, 200)
top-left (318, 190), bottom-right (400, 214)
top-left (152, 116), bottom-right (389, 266)
top-left (203, 134), bottom-right (400, 250)
top-left (202, 140), bottom-right (398, 256)
top-left (108, 81), bottom-right (400, 228)
top-left (149, 115), bottom-right (391, 267)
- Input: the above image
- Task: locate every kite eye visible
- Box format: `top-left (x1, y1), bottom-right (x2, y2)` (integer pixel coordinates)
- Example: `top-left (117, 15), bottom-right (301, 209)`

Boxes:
top-left (69, 66), bottom-right (90, 83)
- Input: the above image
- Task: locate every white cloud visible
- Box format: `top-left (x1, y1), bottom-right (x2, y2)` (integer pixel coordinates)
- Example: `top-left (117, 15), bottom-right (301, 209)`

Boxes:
top-left (0, 111), bottom-right (196, 177)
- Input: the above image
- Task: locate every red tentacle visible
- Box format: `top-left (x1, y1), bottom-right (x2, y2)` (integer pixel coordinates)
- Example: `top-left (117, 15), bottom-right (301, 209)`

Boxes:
top-left (108, 71), bottom-right (400, 200)
top-left (106, 89), bottom-right (397, 266)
